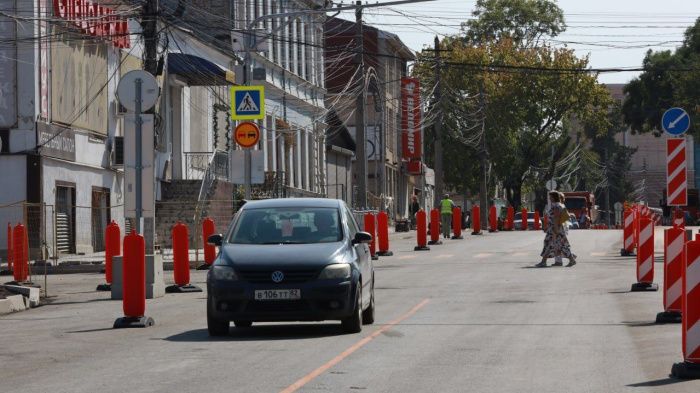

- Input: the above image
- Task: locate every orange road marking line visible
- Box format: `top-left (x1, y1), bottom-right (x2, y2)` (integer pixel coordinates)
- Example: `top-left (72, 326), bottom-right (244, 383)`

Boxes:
top-left (279, 299), bottom-right (430, 393)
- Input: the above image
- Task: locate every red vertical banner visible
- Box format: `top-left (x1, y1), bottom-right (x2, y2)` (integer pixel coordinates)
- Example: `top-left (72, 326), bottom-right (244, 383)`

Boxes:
top-left (401, 77), bottom-right (421, 160)
top-left (667, 138), bottom-right (688, 206)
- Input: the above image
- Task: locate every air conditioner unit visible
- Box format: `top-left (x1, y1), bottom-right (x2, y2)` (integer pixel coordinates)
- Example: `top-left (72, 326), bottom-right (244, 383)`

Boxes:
top-left (114, 102), bottom-right (127, 117)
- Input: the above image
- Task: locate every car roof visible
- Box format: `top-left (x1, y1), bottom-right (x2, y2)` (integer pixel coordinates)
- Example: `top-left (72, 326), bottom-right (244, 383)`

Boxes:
top-left (240, 198), bottom-right (343, 210)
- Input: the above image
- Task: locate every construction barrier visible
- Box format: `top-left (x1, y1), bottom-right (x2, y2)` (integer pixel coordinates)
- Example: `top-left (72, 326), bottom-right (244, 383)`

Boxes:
top-left (657, 227), bottom-right (684, 323)
top-left (631, 217), bottom-right (658, 291)
top-left (414, 210), bottom-right (429, 251)
top-left (674, 208), bottom-right (685, 229)
top-left (489, 205), bottom-right (498, 232)
top-left (521, 208), bottom-right (528, 231)
top-left (506, 207), bottom-right (514, 231)
top-left (364, 213), bottom-right (378, 260)
top-left (6, 222), bottom-right (12, 272)
top-left (452, 207), bottom-right (464, 239)
top-left (376, 211), bottom-right (393, 256)
top-left (166, 222), bottom-right (203, 293)
top-left (470, 206), bottom-right (480, 236)
top-left (428, 208), bottom-right (441, 245)
top-left (671, 239), bottom-right (700, 378)
top-left (533, 211), bottom-right (541, 230)
top-left (202, 217), bottom-right (216, 265)
top-left (12, 223), bottom-right (27, 283)
top-left (114, 231), bottom-right (154, 328)
top-left (97, 221), bottom-right (121, 291)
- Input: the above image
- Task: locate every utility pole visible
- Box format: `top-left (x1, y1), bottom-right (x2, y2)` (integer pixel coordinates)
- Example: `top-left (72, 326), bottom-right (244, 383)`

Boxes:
top-left (605, 129), bottom-right (612, 226)
top-left (478, 85), bottom-right (488, 230)
top-left (143, 1), bottom-right (159, 76)
top-left (433, 36), bottom-right (444, 209)
top-left (354, 1), bottom-right (367, 208)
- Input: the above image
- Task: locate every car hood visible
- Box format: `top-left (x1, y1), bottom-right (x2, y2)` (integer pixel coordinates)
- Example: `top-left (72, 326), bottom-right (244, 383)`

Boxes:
top-left (219, 242), bottom-right (349, 270)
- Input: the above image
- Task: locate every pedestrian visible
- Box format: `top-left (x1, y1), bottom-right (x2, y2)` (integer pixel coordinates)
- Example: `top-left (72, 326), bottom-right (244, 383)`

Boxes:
top-left (409, 195), bottom-right (420, 229)
top-left (536, 191), bottom-right (577, 267)
top-left (440, 193), bottom-right (454, 239)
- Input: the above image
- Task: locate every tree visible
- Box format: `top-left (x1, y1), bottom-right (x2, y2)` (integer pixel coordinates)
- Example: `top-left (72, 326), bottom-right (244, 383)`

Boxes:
top-left (622, 17), bottom-right (700, 136)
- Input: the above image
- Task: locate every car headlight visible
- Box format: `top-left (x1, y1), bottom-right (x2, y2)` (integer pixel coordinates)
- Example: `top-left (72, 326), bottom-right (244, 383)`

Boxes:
top-left (318, 264), bottom-right (351, 280)
top-left (211, 265), bottom-right (238, 281)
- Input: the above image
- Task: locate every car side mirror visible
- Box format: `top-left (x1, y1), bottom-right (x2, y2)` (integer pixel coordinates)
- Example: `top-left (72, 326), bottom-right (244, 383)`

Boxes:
top-left (353, 232), bottom-right (372, 245)
top-left (207, 234), bottom-right (223, 246)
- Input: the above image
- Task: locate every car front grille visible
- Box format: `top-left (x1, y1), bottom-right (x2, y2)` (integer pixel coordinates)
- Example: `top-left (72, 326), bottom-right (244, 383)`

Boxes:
top-left (237, 269), bottom-right (319, 283)
top-left (245, 300), bottom-right (309, 313)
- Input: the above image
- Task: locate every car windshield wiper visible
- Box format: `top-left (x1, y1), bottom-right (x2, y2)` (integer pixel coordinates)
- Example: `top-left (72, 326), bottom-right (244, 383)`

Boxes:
top-left (260, 241), bottom-right (309, 245)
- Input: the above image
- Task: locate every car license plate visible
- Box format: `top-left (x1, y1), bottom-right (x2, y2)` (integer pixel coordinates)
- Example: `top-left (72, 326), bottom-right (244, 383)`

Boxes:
top-left (254, 289), bottom-right (301, 301)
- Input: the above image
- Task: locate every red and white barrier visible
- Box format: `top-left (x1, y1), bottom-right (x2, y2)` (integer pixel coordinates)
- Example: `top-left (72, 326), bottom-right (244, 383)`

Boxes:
top-left (674, 208), bottom-right (685, 229)
top-left (631, 217), bottom-right (658, 291)
top-left (671, 239), bottom-right (700, 378)
top-left (621, 209), bottom-right (635, 256)
top-left (657, 228), bottom-right (684, 323)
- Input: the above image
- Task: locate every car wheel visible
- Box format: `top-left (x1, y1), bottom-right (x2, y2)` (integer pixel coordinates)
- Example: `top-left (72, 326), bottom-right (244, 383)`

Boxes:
top-left (233, 320), bottom-right (252, 328)
top-left (207, 297), bottom-right (230, 336)
top-left (362, 279), bottom-right (375, 325)
top-left (342, 286), bottom-right (362, 333)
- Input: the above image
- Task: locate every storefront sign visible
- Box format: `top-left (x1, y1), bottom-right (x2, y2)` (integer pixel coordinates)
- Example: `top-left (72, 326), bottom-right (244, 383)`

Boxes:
top-left (406, 160), bottom-right (422, 175)
top-left (401, 77), bottom-right (421, 160)
top-left (38, 122), bottom-right (76, 161)
top-left (40, 0), bottom-right (50, 119)
top-left (0, 11), bottom-right (16, 128)
top-left (53, 0), bottom-right (130, 48)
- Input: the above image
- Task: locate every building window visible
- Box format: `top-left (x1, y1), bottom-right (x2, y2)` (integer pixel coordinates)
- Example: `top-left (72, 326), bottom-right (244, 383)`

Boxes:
top-left (296, 19), bottom-right (303, 76)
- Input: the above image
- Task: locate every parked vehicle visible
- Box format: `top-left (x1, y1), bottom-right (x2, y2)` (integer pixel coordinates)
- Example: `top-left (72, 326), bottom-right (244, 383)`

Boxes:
top-left (563, 192), bottom-right (598, 223)
top-left (206, 198), bottom-right (375, 335)
top-left (513, 212), bottom-right (544, 230)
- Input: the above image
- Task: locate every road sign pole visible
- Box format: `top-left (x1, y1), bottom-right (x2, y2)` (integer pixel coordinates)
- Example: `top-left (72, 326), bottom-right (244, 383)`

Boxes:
top-left (245, 148), bottom-right (251, 199)
top-left (135, 78), bottom-right (142, 233)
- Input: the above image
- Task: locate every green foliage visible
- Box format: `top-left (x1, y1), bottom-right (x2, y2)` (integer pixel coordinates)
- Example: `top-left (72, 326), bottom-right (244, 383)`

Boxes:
top-left (622, 17), bottom-right (700, 136)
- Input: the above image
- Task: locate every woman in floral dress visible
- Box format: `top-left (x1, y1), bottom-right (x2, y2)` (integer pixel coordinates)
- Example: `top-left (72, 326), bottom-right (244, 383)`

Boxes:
top-left (536, 191), bottom-right (577, 267)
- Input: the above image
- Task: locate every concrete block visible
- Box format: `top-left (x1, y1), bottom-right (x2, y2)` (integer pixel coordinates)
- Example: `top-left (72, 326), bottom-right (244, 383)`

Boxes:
top-left (6, 294), bottom-right (26, 312)
top-left (3, 284), bottom-right (40, 307)
top-left (0, 298), bottom-right (12, 315)
top-left (111, 254), bottom-right (165, 300)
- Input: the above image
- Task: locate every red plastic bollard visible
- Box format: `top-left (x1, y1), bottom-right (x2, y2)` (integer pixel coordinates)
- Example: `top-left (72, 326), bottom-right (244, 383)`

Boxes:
top-left (12, 224), bottom-right (27, 282)
top-left (364, 213), bottom-right (377, 258)
top-left (533, 211), bottom-right (541, 231)
top-left (663, 228), bottom-right (684, 314)
top-left (172, 222), bottom-right (191, 286)
top-left (122, 230), bottom-right (146, 318)
top-left (471, 205), bottom-right (481, 235)
top-left (452, 207), bottom-right (463, 238)
top-left (673, 208), bottom-right (685, 229)
top-left (622, 209), bottom-right (634, 255)
top-left (682, 240), bottom-right (700, 363)
top-left (414, 210), bottom-right (429, 251)
top-left (521, 208), bottom-right (528, 231)
top-left (202, 217), bottom-right (216, 265)
top-left (506, 207), bottom-right (514, 231)
top-left (105, 221), bottom-right (121, 285)
top-left (376, 211), bottom-right (392, 256)
top-left (6, 223), bottom-right (12, 272)
top-left (429, 208), bottom-right (441, 244)
top-left (631, 217), bottom-right (657, 291)
top-left (489, 205), bottom-right (498, 232)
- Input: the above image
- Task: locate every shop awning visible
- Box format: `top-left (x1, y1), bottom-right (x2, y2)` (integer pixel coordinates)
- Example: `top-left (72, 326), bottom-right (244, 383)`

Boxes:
top-left (167, 53), bottom-right (235, 86)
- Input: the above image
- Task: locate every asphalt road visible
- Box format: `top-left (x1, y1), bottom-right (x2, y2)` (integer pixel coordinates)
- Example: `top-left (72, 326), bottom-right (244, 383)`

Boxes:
top-left (1, 228), bottom-right (699, 393)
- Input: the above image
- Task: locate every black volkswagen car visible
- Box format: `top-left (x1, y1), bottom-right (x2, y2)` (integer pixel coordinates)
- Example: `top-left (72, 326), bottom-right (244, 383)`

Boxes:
top-left (206, 198), bottom-right (375, 335)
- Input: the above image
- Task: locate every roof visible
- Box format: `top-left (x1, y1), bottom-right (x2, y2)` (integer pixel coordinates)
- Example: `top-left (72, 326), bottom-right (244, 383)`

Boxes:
top-left (241, 198), bottom-right (343, 210)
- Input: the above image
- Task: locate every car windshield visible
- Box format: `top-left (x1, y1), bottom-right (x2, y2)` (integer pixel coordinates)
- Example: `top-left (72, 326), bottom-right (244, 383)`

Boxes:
top-left (228, 207), bottom-right (342, 244)
top-left (564, 198), bottom-right (586, 209)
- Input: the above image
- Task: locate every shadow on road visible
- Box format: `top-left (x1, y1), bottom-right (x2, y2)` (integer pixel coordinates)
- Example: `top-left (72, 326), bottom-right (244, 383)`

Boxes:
top-left (627, 377), bottom-right (686, 387)
top-left (163, 324), bottom-right (347, 342)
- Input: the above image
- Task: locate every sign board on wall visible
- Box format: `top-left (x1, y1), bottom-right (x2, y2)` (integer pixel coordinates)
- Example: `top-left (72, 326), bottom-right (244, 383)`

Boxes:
top-left (401, 77), bottom-right (422, 160)
top-left (230, 150), bottom-right (264, 184)
top-left (37, 122), bottom-right (76, 161)
top-left (0, 8), bottom-right (17, 128)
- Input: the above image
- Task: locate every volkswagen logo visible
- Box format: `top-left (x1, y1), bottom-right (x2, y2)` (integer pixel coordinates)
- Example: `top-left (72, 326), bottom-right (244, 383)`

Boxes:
top-left (271, 271), bottom-right (284, 283)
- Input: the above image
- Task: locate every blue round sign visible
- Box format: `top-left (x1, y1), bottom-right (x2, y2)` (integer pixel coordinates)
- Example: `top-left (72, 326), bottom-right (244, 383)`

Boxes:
top-left (662, 107), bottom-right (690, 135)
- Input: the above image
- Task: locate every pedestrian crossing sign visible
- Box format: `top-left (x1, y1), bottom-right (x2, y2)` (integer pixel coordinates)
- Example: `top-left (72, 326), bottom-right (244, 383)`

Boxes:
top-left (230, 86), bottom-right (265, 120)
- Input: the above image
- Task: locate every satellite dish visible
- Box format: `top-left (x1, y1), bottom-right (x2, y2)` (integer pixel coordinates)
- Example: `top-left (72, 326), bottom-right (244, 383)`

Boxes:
top-left (117, 70), bottom-right (159, 112)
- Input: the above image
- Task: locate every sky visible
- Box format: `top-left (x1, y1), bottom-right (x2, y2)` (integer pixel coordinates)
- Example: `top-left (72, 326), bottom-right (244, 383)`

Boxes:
top-left (336, 0), bottom-right (700, 84)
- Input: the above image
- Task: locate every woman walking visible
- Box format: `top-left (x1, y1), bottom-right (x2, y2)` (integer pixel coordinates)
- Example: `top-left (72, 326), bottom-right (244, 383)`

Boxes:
top-left (536, 191), bottom-right (577, 267)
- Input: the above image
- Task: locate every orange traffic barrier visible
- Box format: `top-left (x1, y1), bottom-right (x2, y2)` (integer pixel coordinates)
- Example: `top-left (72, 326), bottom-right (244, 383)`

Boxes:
top-left (97, 221), bottom-right (121, 291)
top-left (521, 208), bottom-right (528, 231)
top-left (506, 207), bottom-right (514, 231)
top-left (12, 223), bottom-right (27, 283)
top-left (657, 227), bottom-right (684, 323)
top-left (671, 239), bottom-right (700, 378)
top-left (6, 223), bottom-right (12, 272)
top-left (533, 211), bottom-right (541, 230)
top-left (489, 205), bottom-right (498, 232)
top-left (114, 230), bottom-right (154, 328)
top-left (452, 207), bottom-right (463, 239)
top-left (428, 208), bottom-right (441, 245)
top-left (376, 211), bottom-right (393, 256)
top-left (364, 213), bottom-right (378, 260)
top-left (471, 205), bottom-right (481, 236)
top-left (167, 222), bottom-right (203, 293)
top-left (202, 217), bottom-right (216, 265)
top-left (631, 217), bottom-right (658, 292)
top-left (414, 209), bottom-right (429, 251)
